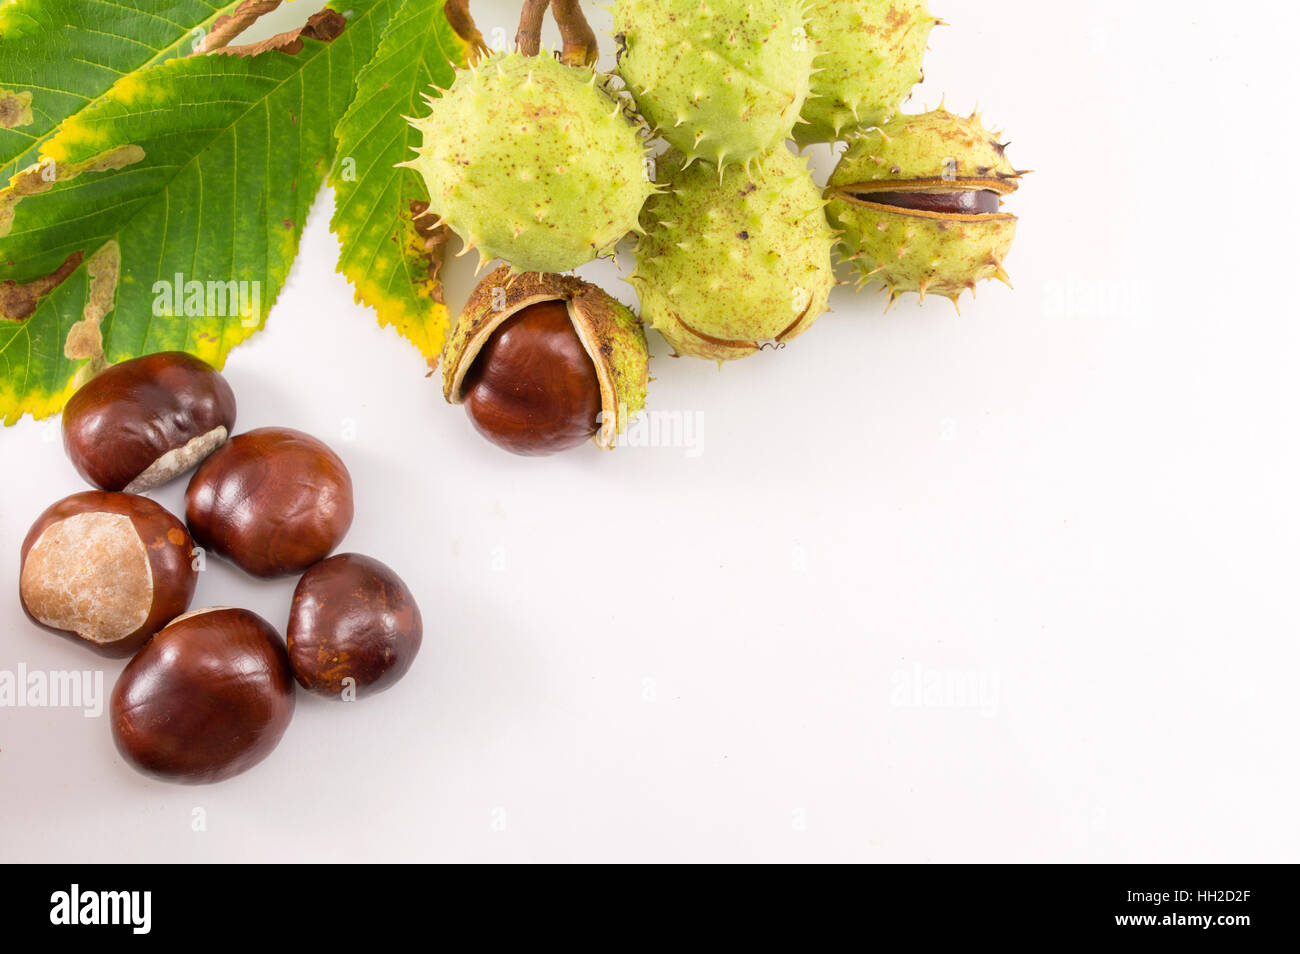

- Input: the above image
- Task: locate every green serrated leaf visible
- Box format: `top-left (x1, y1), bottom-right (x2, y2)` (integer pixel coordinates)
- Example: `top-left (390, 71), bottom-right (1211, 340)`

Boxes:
top-left (0, 0), bottom-right (254, 184)
top-left (329, 0), bottom-right (467, 367)
top-left (0, 0), bottom-right (392, 423)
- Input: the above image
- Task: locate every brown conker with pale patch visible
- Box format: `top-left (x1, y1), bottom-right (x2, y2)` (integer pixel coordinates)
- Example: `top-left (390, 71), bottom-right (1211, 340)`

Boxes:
top-left (19, 491), bottom-right (198, 657)
top-left (185, 427), bottom-right (354, 578)
top-left (111, 607), bottom-right (296, 784)
top-left (287, 553), bottom-right (422, 699)
top-left (62, 351), bottom-right (236, 492)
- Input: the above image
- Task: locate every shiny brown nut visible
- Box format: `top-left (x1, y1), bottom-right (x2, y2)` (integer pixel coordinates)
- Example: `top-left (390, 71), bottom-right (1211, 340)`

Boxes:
top-left (19, 491), bottom-right (198, 658)
top-left (185, 427), bottom-right (353, 578)
top-left (461, 299), bottom-right (603, 456)
top-left (62, 351), bottom-right (236, 492)
top-left (861, 188), bottom-right (1003, 216)
top-left (111, 607), bottom-right (296, 784)
top-left (442, 268), bottom-right (650, 456)
top-left (287, 553), bottom-right (422, 699)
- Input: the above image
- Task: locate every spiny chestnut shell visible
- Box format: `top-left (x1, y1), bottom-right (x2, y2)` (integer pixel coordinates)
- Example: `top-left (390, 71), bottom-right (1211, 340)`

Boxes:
top-left (796, 0), bottom-right (936, 144)
top-left (111, 607), bottom-right (295, 784)
top-left (615, 0), bottom-right (816, 167)
top-left (19, 491), bottom-right (197, 658)
top-left (631, 146), bottom-right (835, 362)
top-left (185, 427), bottom-right (353, 578)
top-left (826, 108), bottom-right (1023, 305)
top-left (403, 51), bottom-right (653, 273)
top-left (287, 553), bottom-right (423, 699)
top-left (443, 266), bottom-right (650, 454)
top-left (62, 351), bottom-right (236, 492)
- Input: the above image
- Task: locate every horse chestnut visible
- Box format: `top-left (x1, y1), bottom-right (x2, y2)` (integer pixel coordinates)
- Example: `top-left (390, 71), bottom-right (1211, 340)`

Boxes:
top-left (111, 607), bottom-right (295, 784)
top-left (442, 268), bottom-right (650, 456)
top-left (185, 427), bottom-right (353, 578)
top-left (287, 553), bottom-right (422, 699)
top-left (461, 299), bottom-right (602, 456)
top-left (19, 491), bottom-right (198, 657)
top-left (825, 107), bottom-right (1024, 306)
top-left (62, 351), bottom-right (236, 492)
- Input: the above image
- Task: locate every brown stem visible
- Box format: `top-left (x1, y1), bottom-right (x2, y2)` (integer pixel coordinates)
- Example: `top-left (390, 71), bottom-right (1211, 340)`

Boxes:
top-left (445, 0), bottom-right (489, 61)
top-left (552, 0), bottom-right (597, 66)
top-left (515, 0), bottom-right (550, 56)
top-left (192, 0), bottom-right (282, 55)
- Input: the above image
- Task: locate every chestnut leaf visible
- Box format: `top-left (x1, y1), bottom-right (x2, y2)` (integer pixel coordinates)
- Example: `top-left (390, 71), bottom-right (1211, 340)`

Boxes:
top-left (0, 0), bottom-right (392, 424)
top-left (329, 0), bottom-right (468, 368)
top-left (0, 0), bottom-right (254, 186)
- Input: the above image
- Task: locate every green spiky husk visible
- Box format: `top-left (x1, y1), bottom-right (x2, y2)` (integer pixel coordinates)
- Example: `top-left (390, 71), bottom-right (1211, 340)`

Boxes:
top-left (796, 0), bottom-right (936, 145)
top-left (631, 146), bottom-right (835, 363)
top-left (404, 52), bottom-right (653, 274)
top-left (826, 108), bottom-right (1021, 304)
top-left (614, 0), bottom-right (817, 168)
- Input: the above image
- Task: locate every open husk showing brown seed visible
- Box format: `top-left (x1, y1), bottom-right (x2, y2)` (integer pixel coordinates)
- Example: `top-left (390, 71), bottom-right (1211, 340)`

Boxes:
top-left (442, 266), bottom-right (650, 450)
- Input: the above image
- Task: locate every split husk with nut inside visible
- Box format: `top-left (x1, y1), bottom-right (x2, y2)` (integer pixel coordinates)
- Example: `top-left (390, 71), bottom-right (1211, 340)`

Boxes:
top-left (443, 267), bottom-right (649, 450)
top-left (825, 107), bottom-right (1025, 306)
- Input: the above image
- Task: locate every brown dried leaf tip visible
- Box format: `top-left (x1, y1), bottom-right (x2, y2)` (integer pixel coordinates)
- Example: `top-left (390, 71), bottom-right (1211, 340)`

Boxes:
top-left (209, 8), bottom-right (348, 58)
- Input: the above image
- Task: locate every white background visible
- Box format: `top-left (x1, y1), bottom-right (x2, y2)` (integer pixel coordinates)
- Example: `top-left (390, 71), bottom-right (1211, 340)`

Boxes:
top-left (1, 0), bottom-right (1297, 862)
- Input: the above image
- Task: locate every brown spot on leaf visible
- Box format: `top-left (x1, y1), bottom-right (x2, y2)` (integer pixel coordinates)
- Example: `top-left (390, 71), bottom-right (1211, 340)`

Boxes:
top-left (64, 240), bottom-right (120, 387)
top-left (0, 251), bottom-right (84, 323)
top-left (408, 200), bottom-right (450, 305)
top-left (0, 144), bottom-right (145, 238)
top-left (62, 321), bottom-right (101, 361)
top-left (0, 89), bottom-right (34, 128)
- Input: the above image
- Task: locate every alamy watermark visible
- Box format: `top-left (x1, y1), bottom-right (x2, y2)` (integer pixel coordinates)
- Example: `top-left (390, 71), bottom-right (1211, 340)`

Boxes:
top-left (604, 407), bottom-right (705, 457)
top-left (889, 665), bottom-right (1000, 718)
top-left (0, 665), bottom-right (104, 717)
top-left (152, 273), bottom-right (261, 327)
top-left (1042, 275), bottom-right (1153, 320)
top-left (50, 885), bottom-right (150, 934)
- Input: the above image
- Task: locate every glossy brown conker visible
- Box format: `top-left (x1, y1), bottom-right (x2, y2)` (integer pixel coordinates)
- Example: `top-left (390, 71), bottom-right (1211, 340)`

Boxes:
top-left (287, 553), bottom-right (423, 699)
top-left (185, 427), bottom-right (353, 578)
top-left (443, 268), bottom-right (651, 455)
top-left (111, 607), bottom-right (296, 784)
top-left (62, 351), bottom-right (236, 492)
top-left (19, 491), bottom-right (198, 657)
top-left (460, 299), bottom-right (603, 457)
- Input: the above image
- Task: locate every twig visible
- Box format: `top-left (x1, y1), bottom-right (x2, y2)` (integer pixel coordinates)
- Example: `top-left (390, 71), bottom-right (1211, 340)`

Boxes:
top-left (552, 0), bottom-right (597, 66)
top-left (192, 0), bottom-right (282, 55)
top-left (516, 0), bottom-right (550, 56)
top-left (445, 0), bottom-right (489, 61)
